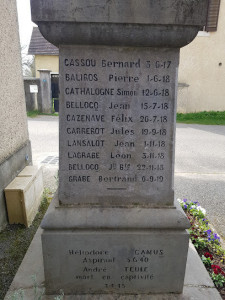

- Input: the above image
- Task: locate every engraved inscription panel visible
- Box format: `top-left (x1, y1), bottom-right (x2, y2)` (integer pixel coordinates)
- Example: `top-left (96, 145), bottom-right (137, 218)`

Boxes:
top-left (43, 232), bottom-right (188, 294)
top-left (59, 46), bottom-right (179, 205)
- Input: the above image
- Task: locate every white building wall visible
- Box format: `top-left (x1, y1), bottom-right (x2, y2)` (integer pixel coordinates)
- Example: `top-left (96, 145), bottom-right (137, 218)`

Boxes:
top-left (178, 0), bottom-right (225, 113)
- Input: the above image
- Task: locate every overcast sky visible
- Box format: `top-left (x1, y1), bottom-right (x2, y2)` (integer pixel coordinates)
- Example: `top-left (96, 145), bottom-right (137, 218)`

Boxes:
top-left (16, 0), bottom-right (36, 51)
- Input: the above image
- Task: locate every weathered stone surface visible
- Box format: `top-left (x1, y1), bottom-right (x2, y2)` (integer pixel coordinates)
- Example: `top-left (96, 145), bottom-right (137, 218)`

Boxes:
top-left (41, 196), bottom-right (190, 230)
top-left (30, 0), bottom-right (208, 47)
top-left (36, 24), bottom-right (201, 48)
top-left (42, 229), bottom-right (189, 294)
top-left (42, 195), bottom-right (190, 294)
top-left (59, 46), bottom-right (179, 206)
top-left (31, 0), bottom-right (208, 25)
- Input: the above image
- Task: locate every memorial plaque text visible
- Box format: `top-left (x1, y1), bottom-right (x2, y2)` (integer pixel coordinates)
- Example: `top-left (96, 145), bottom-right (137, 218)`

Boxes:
top-left (59, 46), bottom-right (179, 205)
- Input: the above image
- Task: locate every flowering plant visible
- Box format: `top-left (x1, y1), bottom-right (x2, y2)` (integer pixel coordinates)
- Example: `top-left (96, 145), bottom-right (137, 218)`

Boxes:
top-left (201, 252), bottom-right (213, 267)
top-left (211, 265), bottom-right (225, 276)
top-left (177, 199), bottom-right (206, 218)
top-left (178, 198), bottom-right (225, 295)
top-left (204, 252), bottom-right (213, 260)
top-left (205, 229), bottom-right (220, 243)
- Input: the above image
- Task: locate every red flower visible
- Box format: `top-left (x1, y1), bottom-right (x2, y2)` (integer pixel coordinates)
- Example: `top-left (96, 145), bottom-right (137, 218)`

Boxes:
top-left (204, 252), bottom-right (213, 260)
top-left (211, 265), bottom-right (222, 275)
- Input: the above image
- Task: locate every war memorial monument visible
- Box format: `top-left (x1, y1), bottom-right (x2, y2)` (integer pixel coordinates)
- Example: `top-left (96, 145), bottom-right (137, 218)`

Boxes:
top-left (31, 0), bottom-right (208, 296)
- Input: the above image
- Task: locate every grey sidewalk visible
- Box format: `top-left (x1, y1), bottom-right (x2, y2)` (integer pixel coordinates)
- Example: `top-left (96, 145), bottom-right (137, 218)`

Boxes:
top-left (175, 124), bottom-right (225, 239)
top-left (4, 226), bottom-right (222, 299)
top-left (28, 118), bottom-right (225, 239)
top-left (28, 115), bottom-right (59, 194)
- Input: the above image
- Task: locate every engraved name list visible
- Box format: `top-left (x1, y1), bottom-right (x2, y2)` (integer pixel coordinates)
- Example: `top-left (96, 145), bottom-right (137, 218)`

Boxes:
top-left (59, 46), bottom-right (178, 205)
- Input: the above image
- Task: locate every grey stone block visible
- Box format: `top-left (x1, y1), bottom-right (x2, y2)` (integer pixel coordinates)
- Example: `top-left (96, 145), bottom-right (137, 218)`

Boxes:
top-left (31, 0), bottom-right (208, 47)
top-left (0, 141), bottom-right (32, 230)
top-left (42, 230), bottom-right (189, 295)
top-left (41, 196), bottom-right (190, 295)
top-left (58, 46), bottom-right (179, 207)
top-left (41, 196), bottom-right (190, 230)
top-left (31, 0), bottom-right (208, 25)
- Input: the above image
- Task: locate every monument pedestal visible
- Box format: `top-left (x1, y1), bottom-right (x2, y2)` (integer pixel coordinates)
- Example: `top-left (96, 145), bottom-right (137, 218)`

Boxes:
top-left (31, 0), bottom-right (208, 296)
top-left (42, 196), bottom-right (190, 295)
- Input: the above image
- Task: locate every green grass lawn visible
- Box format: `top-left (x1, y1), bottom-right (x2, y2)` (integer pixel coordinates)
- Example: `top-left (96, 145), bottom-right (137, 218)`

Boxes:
top-left (27, 110), bottom-right (225, 125)
top-left (176, 111), bottom-right (225, 125)
top-left (27, 110), bottom-right (59, 118)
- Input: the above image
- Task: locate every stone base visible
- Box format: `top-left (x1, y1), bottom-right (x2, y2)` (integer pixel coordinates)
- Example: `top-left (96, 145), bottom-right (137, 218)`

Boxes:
top-left (41, 194), bottom-right (190, 295)
top-left (0, 141), bottom-right (32, 231)
top-left (43, 231), bottom-right (189, 295)
top-left (5, 227), bottom-right (222, 300)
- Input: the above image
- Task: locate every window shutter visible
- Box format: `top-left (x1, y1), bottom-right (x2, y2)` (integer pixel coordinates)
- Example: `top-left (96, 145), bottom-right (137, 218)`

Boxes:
top-left (206, 0), bottom-right (221, 31)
